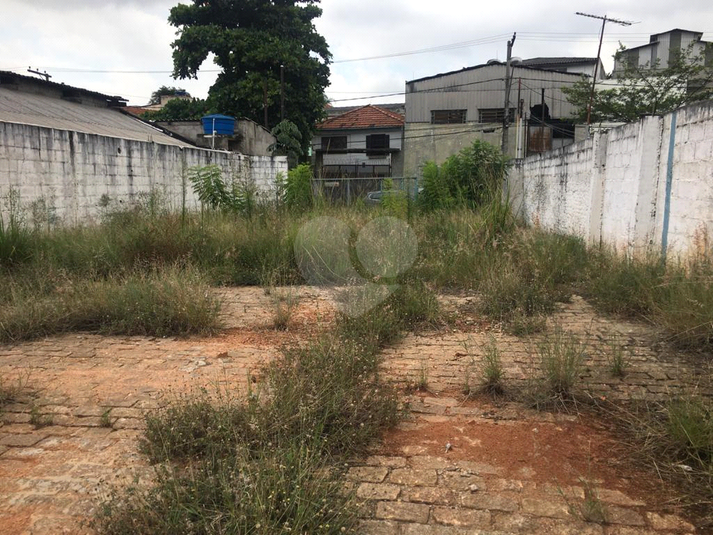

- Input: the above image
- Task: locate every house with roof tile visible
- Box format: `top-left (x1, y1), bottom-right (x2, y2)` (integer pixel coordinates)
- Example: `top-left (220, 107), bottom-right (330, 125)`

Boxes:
top-left (312, 104), bottom-right (405, 179)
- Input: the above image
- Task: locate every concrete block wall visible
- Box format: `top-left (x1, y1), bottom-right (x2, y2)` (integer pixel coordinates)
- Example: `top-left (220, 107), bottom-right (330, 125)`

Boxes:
top-left (0, 122), bottom-right (288, 225)
top-left (509, 100), bottom-right (713, 257)
top-left (662, 103), bottom-right (713, 255)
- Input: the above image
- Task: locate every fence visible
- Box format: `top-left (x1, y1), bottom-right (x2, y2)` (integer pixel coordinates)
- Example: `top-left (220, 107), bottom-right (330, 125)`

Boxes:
top-left (311, 176), bottom-right (419, 205)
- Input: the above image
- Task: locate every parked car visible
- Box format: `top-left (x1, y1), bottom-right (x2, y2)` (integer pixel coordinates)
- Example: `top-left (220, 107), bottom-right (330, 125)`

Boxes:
top-left (365, 190), bottom-right (385, 206)
top-left (364, 187), bottom-right (422, 206)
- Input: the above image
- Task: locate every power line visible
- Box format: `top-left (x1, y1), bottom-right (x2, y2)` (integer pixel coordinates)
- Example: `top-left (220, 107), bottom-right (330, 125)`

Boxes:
top-left (11, 27), bottom-right (707, 75)
top-left (333, 34), bottom-right (510, 63)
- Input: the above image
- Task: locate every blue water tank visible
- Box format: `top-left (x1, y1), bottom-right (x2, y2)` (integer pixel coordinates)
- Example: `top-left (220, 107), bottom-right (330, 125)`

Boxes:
top-left (201, 114), bottom-right (236, 136)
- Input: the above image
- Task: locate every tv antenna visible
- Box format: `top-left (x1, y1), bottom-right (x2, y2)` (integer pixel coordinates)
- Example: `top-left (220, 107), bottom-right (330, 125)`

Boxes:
top-left (575, 12), bottom-right (636, 124)
top-left (27, 67), bottom-right (52, 82)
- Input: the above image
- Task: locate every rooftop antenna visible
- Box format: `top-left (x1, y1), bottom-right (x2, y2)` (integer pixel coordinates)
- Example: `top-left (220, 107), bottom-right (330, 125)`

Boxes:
top-left (27, 67), bottom-right (52, 82)
top-left (575, 12), bottom-right (635, 124)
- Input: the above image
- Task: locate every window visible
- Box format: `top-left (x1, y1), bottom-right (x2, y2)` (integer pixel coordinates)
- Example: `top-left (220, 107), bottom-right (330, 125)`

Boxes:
top-left (431, 110), bottom-right (467, 124)
top-left (366, 134), bottom-right (390, 150)
top-left (478, 108), bottom-right (515, 124)
top-left (321, 136), bottom-right (347, 151)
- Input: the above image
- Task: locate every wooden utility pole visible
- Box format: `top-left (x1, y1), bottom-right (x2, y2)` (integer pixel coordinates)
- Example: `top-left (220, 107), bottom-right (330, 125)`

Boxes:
top-left (575, 12), bottom-right (633, 125)
top-left (501, 32), bottom-right (516, 156)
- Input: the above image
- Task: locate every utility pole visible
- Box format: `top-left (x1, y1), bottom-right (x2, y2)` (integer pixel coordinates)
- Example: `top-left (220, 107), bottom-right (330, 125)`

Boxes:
top-left (501, 32), bottom-right (516, 156)
top-left (280, 64), bottom-right (285, 122)
top-left (27, 67), bottom-right (51, 82)
top-left (575, 12), bottom-right (633, 125)
top-left (263, 78), bottom-right (269, 128)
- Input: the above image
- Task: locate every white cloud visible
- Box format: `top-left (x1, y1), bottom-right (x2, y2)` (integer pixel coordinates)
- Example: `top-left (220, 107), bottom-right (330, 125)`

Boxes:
top-left (0, 0), bottom-right (711, 107)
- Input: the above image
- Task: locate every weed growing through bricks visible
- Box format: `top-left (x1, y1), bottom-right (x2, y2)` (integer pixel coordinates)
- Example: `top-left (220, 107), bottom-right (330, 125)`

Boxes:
top-left (414, 359), bottom-right (430, 392)
top-left (29, 404), bottom-right (53, 428)
top-left (605, 340), bottom-right (631, 378)
top-left (560, 477), bottom-right (608, 524)
top-left (0, 373), bottom-right (26, 409)
top-left (100, 409), bottom-right (113, 429)
top-left (93, 285), bottom-right (433, 534)
top-left (532, 328), bottom-right (586, 407)
top-left (481, 336), bottom-right (505, 395)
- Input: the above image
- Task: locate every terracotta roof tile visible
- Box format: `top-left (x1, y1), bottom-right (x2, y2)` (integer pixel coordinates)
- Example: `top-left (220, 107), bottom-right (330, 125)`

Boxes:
top-left (317, 104), bottom-right (404, 130)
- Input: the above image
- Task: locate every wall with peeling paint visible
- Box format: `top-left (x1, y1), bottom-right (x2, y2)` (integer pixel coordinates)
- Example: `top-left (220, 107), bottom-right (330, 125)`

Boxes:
top-left (0, 122), bottom-right (287, 224)
top-left (509, 100), bottom-right (713, 256)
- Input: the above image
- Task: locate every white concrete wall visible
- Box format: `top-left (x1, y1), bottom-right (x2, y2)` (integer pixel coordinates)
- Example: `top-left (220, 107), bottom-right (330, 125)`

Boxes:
top-left (509, 100), bottom-right (713, 257)
top-left (0, 122), bottom-right (287, 224)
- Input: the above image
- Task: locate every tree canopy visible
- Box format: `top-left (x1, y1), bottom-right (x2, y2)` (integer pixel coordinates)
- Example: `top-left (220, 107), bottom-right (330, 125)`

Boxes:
top-left (269, 119), bottom-right (303, 168)
top-left (141, 98), bottom-right (212, 121)
top-left (168, 0), bottom-right (331, 154)
top-left (563, 43), bottom-right (713, 123)
top-left (149, 85), bottom-right (190, 105)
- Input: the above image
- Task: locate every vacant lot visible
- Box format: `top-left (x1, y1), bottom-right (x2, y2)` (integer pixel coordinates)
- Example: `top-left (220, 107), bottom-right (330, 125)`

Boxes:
top-left (0, 284), bottom-right (709, 534)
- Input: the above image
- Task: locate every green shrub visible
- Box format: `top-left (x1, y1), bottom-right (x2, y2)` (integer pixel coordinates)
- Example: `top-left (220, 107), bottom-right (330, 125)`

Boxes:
top-left (284, 164), bottom-right (313, 211)
top-left (419, 140), bottom-right (510, 211)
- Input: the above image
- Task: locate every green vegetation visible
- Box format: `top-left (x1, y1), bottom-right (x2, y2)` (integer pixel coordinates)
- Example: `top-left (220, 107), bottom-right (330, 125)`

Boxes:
top-left (419, 139), bottom-right (510, 211)
top-left (0, 267), bottom-right (220, 343)
top-left (168, 0), bottom-right (331, 155)
top-left (563, 43), bottom-right (713, 123)
top-left (141, 97), bottom-right (211, 121)
top-left (481, 337), bottom-right (505, 395)
top-left (536, 328), bottom-right (585, 400)
top-left (93, 285), bottom-right (436, 534)
top-left (270, 119), bottom-right (304, 168)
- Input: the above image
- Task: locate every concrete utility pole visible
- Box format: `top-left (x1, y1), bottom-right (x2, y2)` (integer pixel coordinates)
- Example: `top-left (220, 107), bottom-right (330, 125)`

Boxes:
top-left (27, 67), bottom-right (51, 82)
top-left (575, 12), bottom-right (633, 125)
top-left (280, 64), bottom-right (285, 122)
top-left (501, 32), bottom-right (516, 156)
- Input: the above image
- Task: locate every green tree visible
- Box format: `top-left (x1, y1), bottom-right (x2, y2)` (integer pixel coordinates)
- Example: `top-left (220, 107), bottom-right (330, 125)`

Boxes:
top-left (563, 43), bottom-right (713, 123)
top-left (269, 119), bottom-right (303, 168)
top-left (168, 0), bottom-right (331, 154)
top-left (149, 85), bottom-right (190, 105)
top-left (141, 98), bottom-right (212, 121)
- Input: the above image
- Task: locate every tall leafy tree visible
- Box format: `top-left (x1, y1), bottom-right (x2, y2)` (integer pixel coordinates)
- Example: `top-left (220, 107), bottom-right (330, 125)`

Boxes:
top-left (563, 43), bottom-right (713, 123)
top-left (168, 0), bottom-right (331, 154)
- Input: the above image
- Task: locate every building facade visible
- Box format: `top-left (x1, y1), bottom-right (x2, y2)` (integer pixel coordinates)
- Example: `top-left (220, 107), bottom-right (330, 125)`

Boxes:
top-left (403, 62), bottom-right (583, 176)
top-left (613, 29), bottom-right (713, 75)
top-left (312, 105), bottom-right (405, 178)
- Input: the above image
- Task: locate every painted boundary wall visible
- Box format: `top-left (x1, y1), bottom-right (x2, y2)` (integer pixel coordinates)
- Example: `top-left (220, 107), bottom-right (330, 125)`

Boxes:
top-left (508, 100), bottom-right (713, 256)
top-left (0, 121), bottom-right (288, 224)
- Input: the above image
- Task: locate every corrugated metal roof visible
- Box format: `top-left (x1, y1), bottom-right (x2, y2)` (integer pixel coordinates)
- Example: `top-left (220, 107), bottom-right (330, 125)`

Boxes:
top-left (0, 87), bottom-right (192, 147)
top-left (521, 57), bottom-right (597, 66)
top-left (0, 70), bottom-right (126, 106)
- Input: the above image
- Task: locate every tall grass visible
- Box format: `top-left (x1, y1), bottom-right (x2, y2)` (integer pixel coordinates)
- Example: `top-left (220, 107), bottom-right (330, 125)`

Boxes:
top-left (94, 283), bottom-right (439, 534)
top-left (4, 183), bottom-right (713, 347)
top-left (0, 266), bottom-right (220, 342)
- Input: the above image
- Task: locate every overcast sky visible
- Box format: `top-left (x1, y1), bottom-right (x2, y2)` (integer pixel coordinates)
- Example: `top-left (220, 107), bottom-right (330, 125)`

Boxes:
top-left (1, 0), bottom-right (711, 106)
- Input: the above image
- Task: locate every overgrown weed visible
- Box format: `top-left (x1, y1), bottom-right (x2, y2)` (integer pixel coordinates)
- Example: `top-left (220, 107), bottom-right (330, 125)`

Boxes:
top-left (530, 328), bottom-right (586, 409)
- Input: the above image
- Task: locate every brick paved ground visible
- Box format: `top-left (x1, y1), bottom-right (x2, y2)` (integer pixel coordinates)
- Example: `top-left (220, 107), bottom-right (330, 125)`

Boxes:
top-left (0, 287), bottom-right (333, 534)
top-left (383, 295), bottom-right (712, 402)
top-left (0, 288), bottom-right (709, 534)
